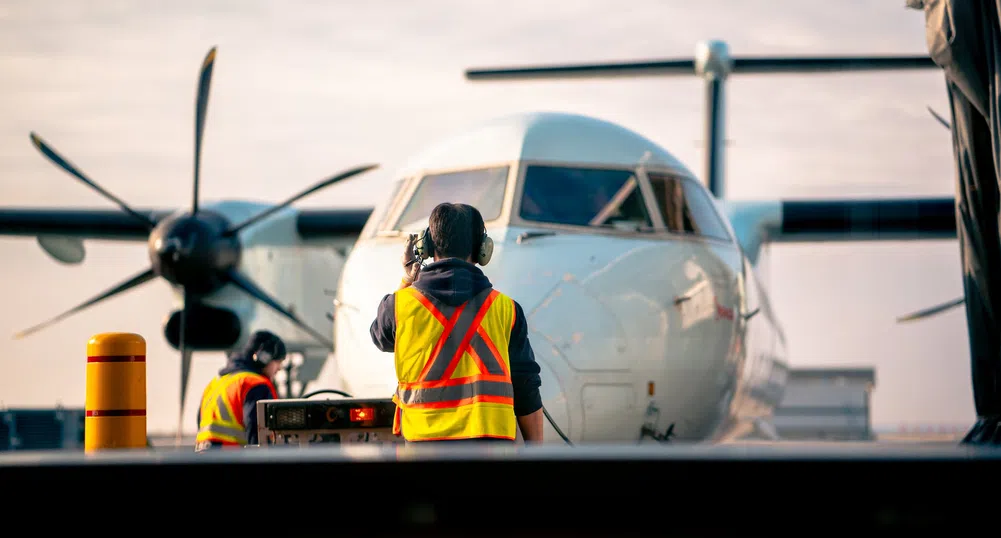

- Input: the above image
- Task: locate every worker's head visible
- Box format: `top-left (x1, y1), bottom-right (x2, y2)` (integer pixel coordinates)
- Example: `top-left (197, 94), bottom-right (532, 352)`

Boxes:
top-left (422, 202), bottom-right (492, 265)
top-left (246, 330), bottom-right (287, 379)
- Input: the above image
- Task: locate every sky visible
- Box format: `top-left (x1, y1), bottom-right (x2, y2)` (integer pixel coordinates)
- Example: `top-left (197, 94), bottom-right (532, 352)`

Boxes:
top-left (0, 0), bottom-right (972, 434)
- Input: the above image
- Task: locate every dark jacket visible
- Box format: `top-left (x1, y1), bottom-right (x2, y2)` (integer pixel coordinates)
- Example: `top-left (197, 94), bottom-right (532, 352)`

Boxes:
top-left (194, 353), bottom-right (277, 446)
top-left (370, 258), bottom-right (543, 417)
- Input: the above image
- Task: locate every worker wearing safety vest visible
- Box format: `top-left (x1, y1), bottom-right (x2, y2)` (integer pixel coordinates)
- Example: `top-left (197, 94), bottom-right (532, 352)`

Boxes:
top-left (370, 202), bottom-right (545, 443)
top-left (194, 330), bottom-right (287, 451)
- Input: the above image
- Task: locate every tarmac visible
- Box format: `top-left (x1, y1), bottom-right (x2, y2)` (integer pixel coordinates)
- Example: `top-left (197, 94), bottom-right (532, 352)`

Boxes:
top-left (2, 435), bottom-right (995, 466)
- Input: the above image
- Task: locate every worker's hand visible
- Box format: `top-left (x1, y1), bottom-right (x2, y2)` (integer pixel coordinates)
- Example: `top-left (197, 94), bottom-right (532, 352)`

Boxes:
top-left (402, 233), bottom-right (421, 283)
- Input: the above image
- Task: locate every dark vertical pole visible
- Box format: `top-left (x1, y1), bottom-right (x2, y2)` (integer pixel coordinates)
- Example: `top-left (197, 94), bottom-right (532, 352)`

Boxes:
top-left (704, 76), bottom-right (726, 199)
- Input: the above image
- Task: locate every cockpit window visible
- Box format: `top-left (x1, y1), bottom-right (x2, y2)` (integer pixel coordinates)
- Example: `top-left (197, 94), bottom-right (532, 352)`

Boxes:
top-left (519, 165), bottom-right (652, 230)
top-left (364, 178), bottom-right (406, 239)
top-left (646, 172), bottom-right (731, 241)
top-left (393, 166), bottom-right (509, 231)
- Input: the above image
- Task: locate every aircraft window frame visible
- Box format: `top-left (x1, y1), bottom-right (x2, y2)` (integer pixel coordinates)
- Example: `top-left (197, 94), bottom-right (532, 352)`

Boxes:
top-left (364, 178), bottom-right (410, 239)
top-left (381, 163), bottom-right (514, 235)
top-left (513, 163), bottom-right (660, 234)
top-left (641, 169), bottom-right (735, 243)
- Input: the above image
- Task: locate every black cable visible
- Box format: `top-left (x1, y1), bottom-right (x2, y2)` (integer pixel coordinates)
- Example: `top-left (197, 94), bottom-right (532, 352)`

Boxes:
top-left (542, 405), bottom-right (573, 446)
top-left (301, 389), bottom-right (353, 399)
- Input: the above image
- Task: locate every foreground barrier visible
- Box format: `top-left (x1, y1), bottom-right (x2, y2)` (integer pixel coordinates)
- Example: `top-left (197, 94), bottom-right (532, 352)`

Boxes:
top-left (84, 332), bottom-right (147, 451)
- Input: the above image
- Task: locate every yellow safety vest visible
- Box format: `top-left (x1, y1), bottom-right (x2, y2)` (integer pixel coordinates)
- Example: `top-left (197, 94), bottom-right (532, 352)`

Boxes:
top-left (392, 286), bottom-right (517, 441)
top-left (195, 371), bottom-right (276, 446)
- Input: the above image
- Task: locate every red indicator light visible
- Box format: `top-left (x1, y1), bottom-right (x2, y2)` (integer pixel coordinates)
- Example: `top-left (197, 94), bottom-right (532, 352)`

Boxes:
top-left (350, 407), bottom-right (375, 422)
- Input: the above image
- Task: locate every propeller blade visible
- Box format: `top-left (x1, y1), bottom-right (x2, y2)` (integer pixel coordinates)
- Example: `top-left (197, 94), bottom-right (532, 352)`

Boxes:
top-left (896, 296), bottom-right (965, 323)
top-left (222, 163), bottom-right (379, 237)
top-left (225, 269), bottom-right (333, 348)
top-left (927, 106), bottom-right (951, 130)
top-left (192, 46), bottom-right (218, 216)
top-left (13, 267), bottom-right (156, 339)
top-left (176, 289), bottom-right (192, 446)
top-left (28, 132), bottom-right (157, 230)
top-left (465, 55), bottom-right (936, 81)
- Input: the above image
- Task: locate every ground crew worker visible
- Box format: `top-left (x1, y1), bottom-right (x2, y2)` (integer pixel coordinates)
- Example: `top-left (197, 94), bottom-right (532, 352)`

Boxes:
top-left (370, 202), bottom-right (545, 443)
top-left (194, 330), bottom-right (287, 451)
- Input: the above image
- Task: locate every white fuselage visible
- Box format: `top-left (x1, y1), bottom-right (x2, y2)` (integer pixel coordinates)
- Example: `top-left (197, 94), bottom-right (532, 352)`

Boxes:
top-left (331, 224), bottom-right (788, 443)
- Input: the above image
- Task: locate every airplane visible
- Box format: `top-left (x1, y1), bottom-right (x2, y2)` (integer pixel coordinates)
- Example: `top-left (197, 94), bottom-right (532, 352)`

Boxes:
top-left (0, 41), bottom-right (957, 444)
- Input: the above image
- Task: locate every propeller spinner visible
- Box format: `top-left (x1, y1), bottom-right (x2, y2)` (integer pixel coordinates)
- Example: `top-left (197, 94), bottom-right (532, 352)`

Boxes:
top-left (15, 47), bottom-right (379, 442)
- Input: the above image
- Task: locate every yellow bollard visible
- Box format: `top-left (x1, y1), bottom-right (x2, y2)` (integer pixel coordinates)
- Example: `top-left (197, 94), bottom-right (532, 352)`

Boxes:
top-left (85, 332), bottom-right (147, 451)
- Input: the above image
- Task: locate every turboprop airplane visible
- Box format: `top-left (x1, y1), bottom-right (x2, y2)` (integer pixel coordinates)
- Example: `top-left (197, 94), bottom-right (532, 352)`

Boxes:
top-left (0, 42), bottom-right (957, 443)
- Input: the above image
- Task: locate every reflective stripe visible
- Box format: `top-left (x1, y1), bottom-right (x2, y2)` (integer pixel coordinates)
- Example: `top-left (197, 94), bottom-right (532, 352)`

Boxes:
top-left (196, 393), bottom-right (247, 443)
top-left (422, 289), bottom-right (494, 380)
top-left (397, 379), bottom-right (514, 406)
top-left (197, 423), bottom-right (248, 444)
top-left (195, 371), bottom-right (271, 446)
top-left (469, 331), bottom-right (507, 376)
top-left (414, 289), bottom-right (508, 381)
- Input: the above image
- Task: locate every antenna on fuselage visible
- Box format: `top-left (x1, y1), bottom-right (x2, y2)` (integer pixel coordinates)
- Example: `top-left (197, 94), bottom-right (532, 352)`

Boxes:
top-left (463, 40), bottom-right (937, 200)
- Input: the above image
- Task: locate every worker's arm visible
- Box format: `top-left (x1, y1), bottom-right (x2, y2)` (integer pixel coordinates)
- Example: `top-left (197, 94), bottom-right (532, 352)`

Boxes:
top-left (517, 409), bottom-right (545, 444)
top-left (509, 301), bottom-right (544, 443)
top-left (242, 384), bottom-right (276, 446)
top-left (369, 293), bottom-right (397, 352)
top-left (194, 387), bottom-right (205, 430)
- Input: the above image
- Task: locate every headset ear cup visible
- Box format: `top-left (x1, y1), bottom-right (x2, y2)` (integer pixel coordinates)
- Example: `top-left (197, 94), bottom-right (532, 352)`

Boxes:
top-left (254, 350), bottom-right (273, 366)
top-left (479, 235), bottom-right (494, 266)
top-left (422, 228), bottom-right (434, 260)
top-left (416, 227), bottom-right (431, 260)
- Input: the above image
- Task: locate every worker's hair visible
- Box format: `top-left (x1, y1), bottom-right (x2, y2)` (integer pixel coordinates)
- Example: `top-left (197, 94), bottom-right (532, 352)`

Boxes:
top-left (247, 330), bottom-right (286, 363)
top-left (428, 202), bottom-right (484, 262)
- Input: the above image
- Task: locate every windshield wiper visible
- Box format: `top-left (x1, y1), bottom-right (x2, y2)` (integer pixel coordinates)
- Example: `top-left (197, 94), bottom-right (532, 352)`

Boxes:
top-left (516, 231), bottom-right (558, 244)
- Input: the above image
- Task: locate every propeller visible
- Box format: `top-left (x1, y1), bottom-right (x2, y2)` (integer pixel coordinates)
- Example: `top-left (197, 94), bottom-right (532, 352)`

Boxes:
top-left (893, 107), bottom-right (960, 324)
top-left (927, 105), bottom-right (951, 130)
top-left (896, 297), bottom-right (965, 323)
top-left (16, 47), bottom-right (379, 441)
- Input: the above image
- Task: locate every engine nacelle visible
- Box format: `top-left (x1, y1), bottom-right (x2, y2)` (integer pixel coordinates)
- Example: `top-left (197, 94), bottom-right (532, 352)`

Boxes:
top-left (163, 303), bottom-right (244, 351)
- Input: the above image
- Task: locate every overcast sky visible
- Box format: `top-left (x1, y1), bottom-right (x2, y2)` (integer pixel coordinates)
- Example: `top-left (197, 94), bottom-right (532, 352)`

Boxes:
top-left (0, 0), bottom-right (971, 435)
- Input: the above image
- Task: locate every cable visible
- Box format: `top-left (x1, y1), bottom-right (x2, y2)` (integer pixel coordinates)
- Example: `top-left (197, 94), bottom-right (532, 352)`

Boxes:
top-left (542, 404), bottom-right (573, 446)
top-left (301, 389), bottom-right (353, 399)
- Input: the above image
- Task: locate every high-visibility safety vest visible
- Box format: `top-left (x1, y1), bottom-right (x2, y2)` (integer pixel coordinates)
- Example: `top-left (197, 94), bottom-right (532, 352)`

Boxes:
top-left (392, 286), bottom-right (517, 441)
top-left (195, 371), bottom-right (277, 446)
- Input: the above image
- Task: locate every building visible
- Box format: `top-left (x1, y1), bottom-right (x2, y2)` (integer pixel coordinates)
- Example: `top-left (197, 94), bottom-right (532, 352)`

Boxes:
top-left (771, 367), bottom-right (876, 441)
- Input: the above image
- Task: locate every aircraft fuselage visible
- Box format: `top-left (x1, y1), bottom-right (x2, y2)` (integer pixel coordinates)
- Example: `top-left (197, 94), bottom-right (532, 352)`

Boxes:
top-left (331, 224), bottom-right (788, 443)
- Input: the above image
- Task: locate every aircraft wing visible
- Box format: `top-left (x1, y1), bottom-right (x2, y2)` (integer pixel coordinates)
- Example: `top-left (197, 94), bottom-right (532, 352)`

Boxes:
top-left (0, 208), bottom-right (175, 241)
top-left (725, 197), bottom-right (960, 323)
top-left (0, 205), bottom-right (374, 266)
top-left (724, 197), bottom-right (956, 265)
top-left (0, 207), bottom-right (376, 242)
top-left (296, 208), bottom-right (374, 240)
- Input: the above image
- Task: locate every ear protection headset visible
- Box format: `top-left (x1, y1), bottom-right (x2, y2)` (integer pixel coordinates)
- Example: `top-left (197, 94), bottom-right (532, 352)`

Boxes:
top-left (253, 348), bottom-right (275, 366)
top-left (251, 334), bottom-right (286, 366)
top-left (414, 225), bottom-right (494, 266)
